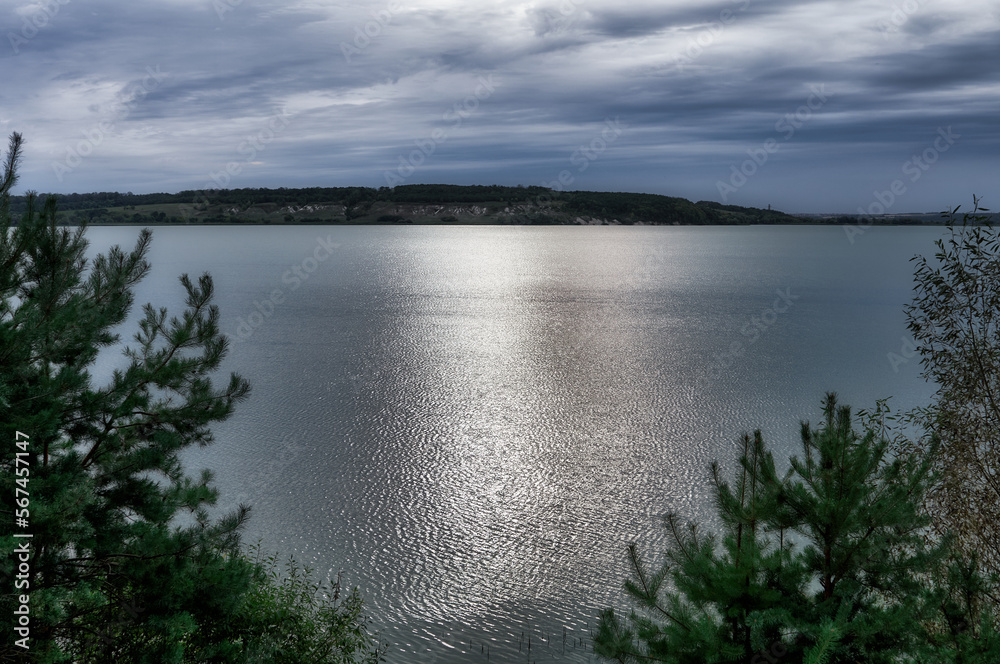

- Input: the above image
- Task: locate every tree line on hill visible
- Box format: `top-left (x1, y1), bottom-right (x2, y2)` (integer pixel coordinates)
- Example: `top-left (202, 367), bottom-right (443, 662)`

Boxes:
top-left (5, 183), bottom-right (961, 226)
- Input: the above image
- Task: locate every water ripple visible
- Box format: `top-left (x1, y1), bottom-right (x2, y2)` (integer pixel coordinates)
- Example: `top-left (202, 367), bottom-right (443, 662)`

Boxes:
top-left (122, 224), bottom-right (947, 663)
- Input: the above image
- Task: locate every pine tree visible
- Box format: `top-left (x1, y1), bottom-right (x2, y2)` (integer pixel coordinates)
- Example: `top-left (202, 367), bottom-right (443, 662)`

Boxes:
top-left (1, 134), bottom-right (387, 663)
top-left (595, 393), bottom-right (952, 663)
top-left (0, 132), bottom-right (260, 661)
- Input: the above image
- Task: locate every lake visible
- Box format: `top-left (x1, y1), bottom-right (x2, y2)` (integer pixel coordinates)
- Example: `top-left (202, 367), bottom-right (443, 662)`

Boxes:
top-left (87, 224), bottom-right (940, 663)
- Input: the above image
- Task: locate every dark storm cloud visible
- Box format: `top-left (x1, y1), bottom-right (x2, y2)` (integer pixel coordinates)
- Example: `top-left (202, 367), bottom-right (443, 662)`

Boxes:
top-left (1, 0), bottom-right (997, 211)
top-left (864, 31), bottom-right (1000, 91)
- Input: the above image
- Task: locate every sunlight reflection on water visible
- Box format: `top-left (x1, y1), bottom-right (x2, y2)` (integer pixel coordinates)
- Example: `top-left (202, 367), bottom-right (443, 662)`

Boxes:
top-left (85, 224), bottom-right (939, 663)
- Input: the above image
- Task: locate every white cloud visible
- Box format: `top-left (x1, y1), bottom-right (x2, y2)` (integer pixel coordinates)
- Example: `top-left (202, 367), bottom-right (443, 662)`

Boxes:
top-left (0, 0), bottom-right (997, 211)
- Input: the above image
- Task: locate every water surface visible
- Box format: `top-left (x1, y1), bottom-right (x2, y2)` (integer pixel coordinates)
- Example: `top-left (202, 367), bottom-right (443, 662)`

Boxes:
top-left (88, 224), bottom-right (939, 663)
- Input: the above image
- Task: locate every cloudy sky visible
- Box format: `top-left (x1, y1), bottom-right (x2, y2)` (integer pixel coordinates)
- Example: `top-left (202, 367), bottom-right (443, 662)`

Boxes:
top-left (2, 0), bottom-right (998, 213)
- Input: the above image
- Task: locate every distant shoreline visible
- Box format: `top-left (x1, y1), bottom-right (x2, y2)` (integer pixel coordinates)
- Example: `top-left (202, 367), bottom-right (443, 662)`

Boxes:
top-left (9, 184), bottom-right (991, 227)
top-left (69, 220), bottom-right (958, 228)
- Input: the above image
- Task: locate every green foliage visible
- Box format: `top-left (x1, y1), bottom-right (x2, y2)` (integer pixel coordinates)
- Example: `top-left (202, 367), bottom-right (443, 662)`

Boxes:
top-left (7, 183), bottom-right (817, 226)
top-left (904, 197), bottom-right (1000, 577)
top-left (917, 555), bottom-right (1000, 663)
top-left (0, 133), bottom-right (383, 663)
top-left (211, 544), bottom-right (386, 664)
top-left (564, 191), bottom-right (710, 224)
top-left (802, 618), bottom-right (839, 664)
top-left (695, 200), bottom-right (805, 225)
top-left (596, 394), bottom-right (957, 664)
top-left (1, 132), bottom-right (252, 661)
top-left (386, 183), bottom-right (549, 204)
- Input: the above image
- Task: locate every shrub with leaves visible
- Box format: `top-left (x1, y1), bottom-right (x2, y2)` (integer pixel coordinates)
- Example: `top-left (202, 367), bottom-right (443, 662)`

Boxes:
top-left (903, 198), bottom-right (1000, 579)
top-left (210, 543), bottom-right (386, 664)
